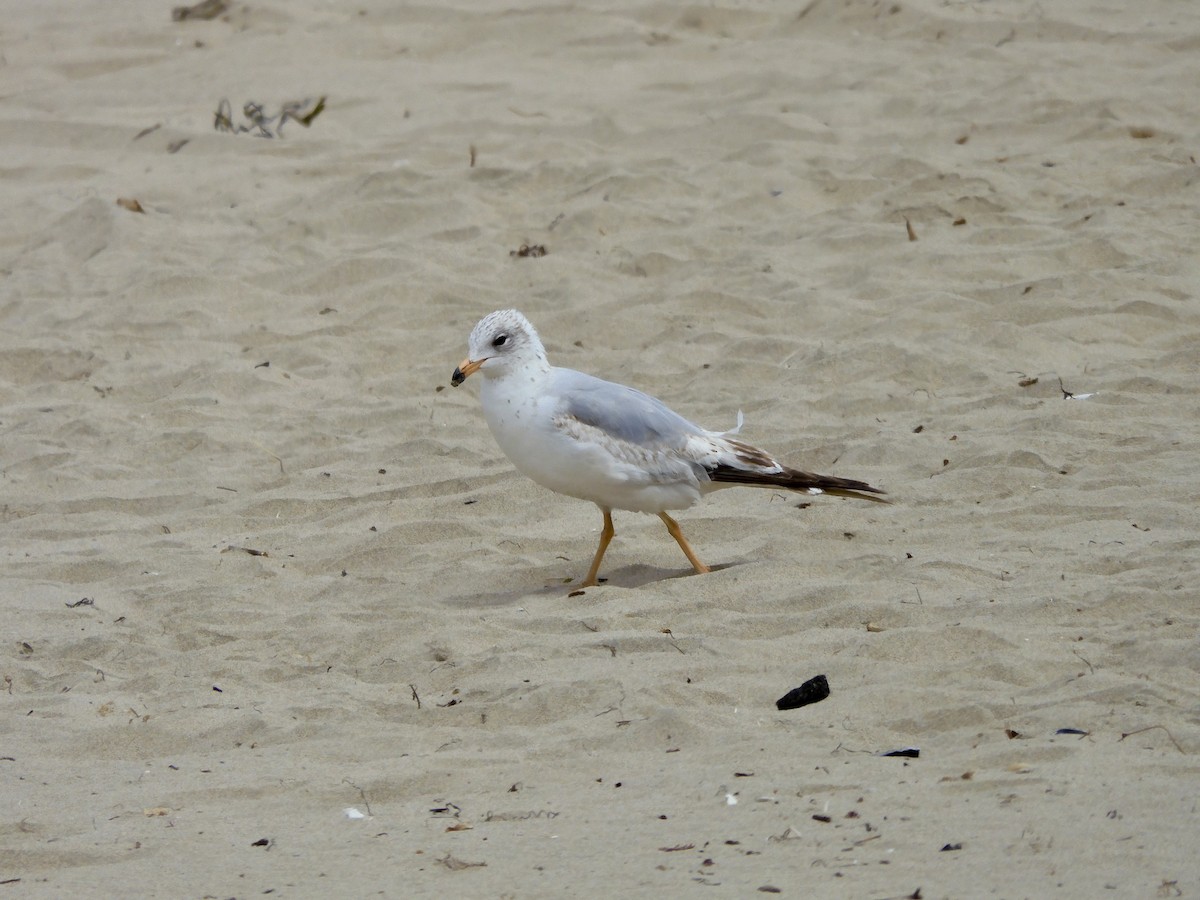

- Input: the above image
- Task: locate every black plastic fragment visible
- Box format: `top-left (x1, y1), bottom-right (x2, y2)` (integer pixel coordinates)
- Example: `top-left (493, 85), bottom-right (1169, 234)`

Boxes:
top-left (880, 747), bottom-right (921, 758)
top-left (776, 674), bottom-right (830, 711)
top-left (1055, 728), bottom-right (1088, 735)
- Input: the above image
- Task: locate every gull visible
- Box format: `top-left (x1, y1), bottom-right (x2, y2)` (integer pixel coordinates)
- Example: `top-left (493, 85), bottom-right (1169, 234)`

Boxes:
top-left (451, 310), bottom-right (886, 587)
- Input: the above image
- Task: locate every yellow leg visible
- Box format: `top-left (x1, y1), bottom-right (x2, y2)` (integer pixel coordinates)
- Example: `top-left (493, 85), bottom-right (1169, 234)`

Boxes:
top-left (581, 508), bottom-right (615, 587)
top-left (658, 512), bottom-right (711, 575)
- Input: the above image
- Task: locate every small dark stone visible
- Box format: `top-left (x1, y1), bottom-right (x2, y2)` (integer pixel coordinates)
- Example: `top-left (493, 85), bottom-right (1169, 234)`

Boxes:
top-left (776, 674), bottom-right (830, 711)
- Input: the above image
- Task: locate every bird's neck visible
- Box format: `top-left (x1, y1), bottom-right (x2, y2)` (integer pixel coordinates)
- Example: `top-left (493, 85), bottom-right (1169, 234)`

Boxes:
top-left (482, 358), bottom-right (552, 397)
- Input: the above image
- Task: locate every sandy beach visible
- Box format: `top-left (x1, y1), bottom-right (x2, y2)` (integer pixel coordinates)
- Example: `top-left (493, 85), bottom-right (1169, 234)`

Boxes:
top-left (2, 0), bottom-right (1198, 896)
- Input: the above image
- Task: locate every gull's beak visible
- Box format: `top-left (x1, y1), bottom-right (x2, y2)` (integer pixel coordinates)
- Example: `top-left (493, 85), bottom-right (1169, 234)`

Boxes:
top-left (451, 356), bottom-right (485, 387)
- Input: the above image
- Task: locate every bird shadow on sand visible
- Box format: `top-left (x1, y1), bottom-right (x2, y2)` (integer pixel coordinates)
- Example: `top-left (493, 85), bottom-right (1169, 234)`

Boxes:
top-left (441, 561), bottom-right (744, 609)
top-left (578, 561), bottom-right (743, 591)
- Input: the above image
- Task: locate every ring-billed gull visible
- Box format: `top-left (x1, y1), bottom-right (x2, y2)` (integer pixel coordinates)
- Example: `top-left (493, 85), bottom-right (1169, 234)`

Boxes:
top-left (451, 309), bottom-right (886, 587)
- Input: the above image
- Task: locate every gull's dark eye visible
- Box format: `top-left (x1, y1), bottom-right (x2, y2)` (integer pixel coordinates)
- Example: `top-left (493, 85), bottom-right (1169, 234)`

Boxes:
top-left (492, 333), bottom-right (508, 349)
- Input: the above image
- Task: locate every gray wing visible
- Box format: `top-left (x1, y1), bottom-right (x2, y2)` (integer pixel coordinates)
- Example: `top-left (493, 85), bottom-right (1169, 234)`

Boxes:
top-left (549, 367), bottom-right (705, 448)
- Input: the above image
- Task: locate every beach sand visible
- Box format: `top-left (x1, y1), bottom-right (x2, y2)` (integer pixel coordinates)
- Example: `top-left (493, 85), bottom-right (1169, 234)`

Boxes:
top-left (2, 0), bottom-right (1198, 896)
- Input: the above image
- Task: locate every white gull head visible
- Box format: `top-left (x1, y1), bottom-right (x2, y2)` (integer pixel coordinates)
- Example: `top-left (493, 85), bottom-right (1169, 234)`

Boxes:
top-left (451, 309), bottom-right (548, 385)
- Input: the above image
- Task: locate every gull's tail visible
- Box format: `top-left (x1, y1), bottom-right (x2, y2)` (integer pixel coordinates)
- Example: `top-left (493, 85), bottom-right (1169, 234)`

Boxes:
top-left (704, 437), bottom-right (888, 502)
top-left (708, 463), bottom-right (889, 502)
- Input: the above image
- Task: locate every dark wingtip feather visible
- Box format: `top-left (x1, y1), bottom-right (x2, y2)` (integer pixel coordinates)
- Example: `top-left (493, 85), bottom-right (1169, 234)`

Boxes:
top-left (708, 463), bottom-right (889, 502)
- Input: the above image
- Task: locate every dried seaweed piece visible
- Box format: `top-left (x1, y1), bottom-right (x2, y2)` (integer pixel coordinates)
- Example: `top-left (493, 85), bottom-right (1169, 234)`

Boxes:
top-left (222, 545), bottom-right (269, 557)
top-left (775, 674), bottom-right (829, 710)
top-left (213, 98), bottom-right (235, 132)
top-left (214, 97), bottom-right (327, 138)
top-left (438, 853), bottom-right (486, 870)
top-left (241, 102), bottom-right (277, 138)
top-left (172, 0), bottom-right (227, 21)
top-left (510, 243), bottom-right (547, 258)
top-left (279, 96), bottom-right (326, 133)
